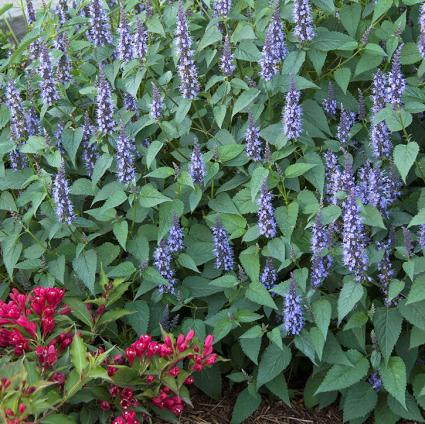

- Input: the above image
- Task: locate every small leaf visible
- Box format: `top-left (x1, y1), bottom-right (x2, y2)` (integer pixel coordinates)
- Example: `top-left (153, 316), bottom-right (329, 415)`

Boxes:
top-left (337, 280), bottom-right (364, 324)
top-left (380, 356), bottom-right (407, 409)
top-left (232, 88), bottom-right (259, 117)
top-left (257, 343), bottom-right (291, 389)
top-left (70, 334), bottom-right (87, 374)
top-left (393, 142), bottom-right (419, 183)
top-left (231, 387), bottom-right (261, 424)
top-left (113, 221), bottom-right (128, 251)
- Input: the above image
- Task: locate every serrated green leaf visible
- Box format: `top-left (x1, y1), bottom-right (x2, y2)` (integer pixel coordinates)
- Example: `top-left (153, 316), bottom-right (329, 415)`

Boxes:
top-left (380, 356), bottom-right (407, 409)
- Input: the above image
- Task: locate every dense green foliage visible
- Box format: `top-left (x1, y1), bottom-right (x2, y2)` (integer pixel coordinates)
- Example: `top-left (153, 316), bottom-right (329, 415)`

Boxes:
top-left (2, 0), bottom-right (425, 422)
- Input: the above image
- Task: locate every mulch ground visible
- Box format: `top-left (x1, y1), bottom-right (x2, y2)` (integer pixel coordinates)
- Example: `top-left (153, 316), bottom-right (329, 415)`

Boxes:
top-left (154, 388), bottom-right (420, 423)
top-left (154, 388), bottom-right (342, 424)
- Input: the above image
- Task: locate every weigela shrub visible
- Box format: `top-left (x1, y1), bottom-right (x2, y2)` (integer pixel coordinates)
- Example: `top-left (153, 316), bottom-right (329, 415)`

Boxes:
top-left (3, 0), bottom-right (425, 422)
top-left (0, 288), bottom-right (217, 423)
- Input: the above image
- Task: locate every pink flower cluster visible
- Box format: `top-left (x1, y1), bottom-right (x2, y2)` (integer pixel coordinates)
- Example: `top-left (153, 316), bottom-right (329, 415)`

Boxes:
top-left (0, 287), bottom-right (71, 362)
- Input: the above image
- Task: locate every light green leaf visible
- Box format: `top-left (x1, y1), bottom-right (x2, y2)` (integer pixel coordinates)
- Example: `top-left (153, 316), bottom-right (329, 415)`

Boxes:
top-left (337, 280), bottom-right (364, 324)
top-left (257, 343), bottom-right (291, 389)
top-left (380, 356), bottom-right (407, 409)
top-left (113, 221), bottom-right (128, 251)
top-left (70, 333), bottom-right (87, 374)
top-left (72, 250), bottom-right (97, 295)
top-left (232, 88), bottom-right (259, 117)
top-left (312, 298), bottom-right (332, 339)
top-left (393, 142), bottom-right (419, 183)
top-left (139, 184), bottom-right (172, 207)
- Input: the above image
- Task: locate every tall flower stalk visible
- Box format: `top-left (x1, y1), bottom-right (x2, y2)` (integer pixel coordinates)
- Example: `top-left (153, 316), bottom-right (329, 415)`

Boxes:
top-left (282, 78), bottom-right (303, 141)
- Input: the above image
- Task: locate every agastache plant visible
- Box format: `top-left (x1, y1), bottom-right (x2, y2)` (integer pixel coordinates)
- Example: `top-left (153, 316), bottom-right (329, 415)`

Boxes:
top-left (293, 0), bottom-right (315, 42)
top-left (154, 240), bottom-right (176, 293)
top-left (175, 0), bottom-right (200, 99)
top-left (342, 190), bottom-right (368, 281)
top-left (52, 161), bottom-right (75, 225)
top-left (259, 5), bottom-right (287, 81)
top-left (133, 18), bottom-right (148, 60)
top-left (189, 140), bottom-right (205, 185)
top-left (336, 106), bottom-right (356, 145)
top-left (370, 70), bottom-right (391, 158)
top-left (116, 124), bottom-right (136, 185)
top-left (81, 113), bottom-right (98, 177)
top-left (39, 43), bottom-right (59, 106)
top-left (386, 44), bottom-right (406, 108)
top-left (5, 79), bottom-right (26, 140)
top-left (376, 235), bottom-right (396, 306)
top-left (322, 81), bottom-right (337, 118)
top-left (88, 0), bottom-right (112, 46)
top-left (220, 36), bottom-right (236, 77)
top-left (213, 0), bottom-right (232, 17)
top-left (418, 224), bottom-right (425, 249)
top-left (310, 213), bottom-right (333, 288)
top-left (123, 92), bottom-right (138, 112)
top-left (55, 32), bottom-right (72, 84)
top-left (168, 213), bottom-right (184, 254)
top-left (245, 113), bottom-right (262, 161)
top-left (150, 83), bottom-right (164, 120)
top-left (96, 68), bottom-right (115, 135)
top-left (282, 78), bottom-right (303, 141)
top-left (118, 7), bottom-right (134, 62)
top-left (260, 258), bottom-right (277, 293)
top-left (257, 180), bottom-right (277, 239)
top-left (324, 151), bottom-right (341, 204)
top-left (25, 0), bottom-right (36, 24)
top-left (212, 218), bottom-right (234, 271)
top-left (283, 278), bottom-right (304, 336)
top-left (419, 4), bottom-right (425, 58)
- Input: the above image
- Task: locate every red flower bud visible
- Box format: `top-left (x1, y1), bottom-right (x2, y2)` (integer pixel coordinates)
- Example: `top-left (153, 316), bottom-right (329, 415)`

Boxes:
top-left (169, 367), bottom-right (180, 377)
top-left (184, 376), bottom-right (194, 385)
top-left (185, 329), bottom-right (195, 342)
top-left (205, 353), bottom-right (217, 365)
top-left (126, 347), bottom-right (137, 364)
top-left (18, 404), bottom-right (26, 414)
top-left (100, 400), bottom-right (111, 411)
top-left (204, 335), bottom-right (214, 347)
top-left (146, 375), bottom-right (155, 384)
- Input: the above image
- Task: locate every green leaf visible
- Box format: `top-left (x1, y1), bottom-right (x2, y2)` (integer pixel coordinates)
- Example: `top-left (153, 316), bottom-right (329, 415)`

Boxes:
top-left (399, 299), bottom-right (425, 330)
top-left (380, 356), bottom-right (407, 409)
top-left (246, 280), bottom-right (277, 310)
top-left (312, 298), bottom-right (331, 339)
top-left (124, 301), bottom-right (150, 335)
top-left (197, 24), bottom-right (222, 52)
top-left (257, 343), bottom-right (291, 389)
top-left (361, 204), bottom-right (386, 229)
top-left (239, 246), bottom-right (260, 282)
top-left (372, 0), bottom-right (393, 22)
top-left (113, 221), bottom-right (128, 251)
top-left (316, 350), bottom-right (369, 393)
top-left (407, 275), bottom-right (425, 304)
top-left (72, 250), bottom-right (97, 295)
top-left (393, 142), bottom-right (419, 183)
top-left (70, 333), bottom-right (87, 374)
top-left (232, 88), bottom-right (259, 117)
top-left (334, 68), bottom-right (351, 94)
top-left (373, 307), bottom-right (403, 364)
top-left (266, 374), bottom-right (291, 406)
top-left (139, 184), bottom-right (172, 207)
top-left (231, 387), bottom-right (261, 424)
top-left (408, 208), bottom-right (425, 228)
top-left (284, 163), bottom-right (317, 178)
top-left (343, 382), bottom-right (378, 421)
top-left (388, 392), bottom-right (425, 422)
top-left (337, 280), bottom-right (364, 324)
top-left (41, 415), bottom-right (77, 424)
top-left (240, 337), bottom-right (262, 365)
top-left (250, 166), bottom-right (269, 201)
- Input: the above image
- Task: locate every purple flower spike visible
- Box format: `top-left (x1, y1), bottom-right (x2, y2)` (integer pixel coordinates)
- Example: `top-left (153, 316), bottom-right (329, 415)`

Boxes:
top-left (220, 36), bottom-right (236, 77)
top-left (56, 0), bottom-right (68, 25)
top-left (118, 7), bottom-right (134, 62)
top-left (168, 212), bottom-right (184, 254)
top-left (39, 43), bottom-right (59, 106)
top-left (342, 190), bottom-right (368, 281)
top-left (53, 160), bottom-right (75, 225)
top-left (212, 218), bottom-right (234, 271)
top-left (245, 113), bottom-right (262, 161)
top-left (282, 78), bottom-right (303, 141)
top-left (257, 180), bottom-right (277, 239)
top-left (293, 0), bottom-right (315, 42)
top-left (261, 258), bottom-right (277, 292)
top-left (368, 372), bottom-right (382, 392)
top-left (96, 69), bottom-right (115, 135)
top-left (322, 82), bottom-right (336, 118)
top-left (5, 80), bottom-right (26, 141)
top-left (154, 240), bottom-right (176, 293)
top-left (324, 151), bottom-right (341, 204)
top-left (175, 0), bottom-right (200, 99)
top-left (372, 70), bottom-right (387, 114)
top-left (123, 92), bottom-right (138, 112)
top-left (81, 113), bottom-right (98, 177)
top-left (8, 145), bottom-right (27, 171)
top-left (116, 124), bottom-right (136, 185)
top-left (259, 5), bottom-right (287, 81)
top-left (213, 0), bottom-right (232, 17)
top-left (336, 106), bottom-right (356, 146)
top-left (418, 224), bottom-right (425, 249)
top-left (189, 140), bottom-right (205, 185)
top-left (55, 31), bottom-right (72, 84)
top-left (26, 0), bottom-right (36, 24)
top-left (377, 235), bottom-right (396, 307)
top-left (133, 18), bottom-right (148, 60)
top-left (386, 44), bottom-right (406, 108)
top-left (150, 83), bottom-right (164, 120)
top-left (88, 0), bottom-right (112, 46)
top-left (419, 4), bottom-right (425, 58)
top-left (284, 278), bottom-right (304, 336)
top-left (358, 89), bottom-right (366, 121)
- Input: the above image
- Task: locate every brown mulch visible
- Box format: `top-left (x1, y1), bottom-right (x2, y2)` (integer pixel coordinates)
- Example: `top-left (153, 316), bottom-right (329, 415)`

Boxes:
top-left (154, 388), bottom-right (342, 424)
top-left (154, 388), bottom-right (420, 424)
